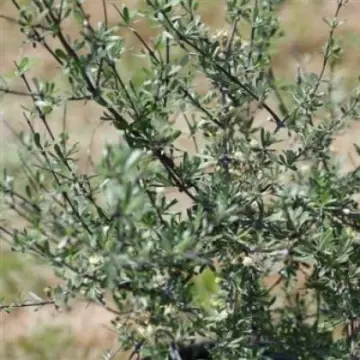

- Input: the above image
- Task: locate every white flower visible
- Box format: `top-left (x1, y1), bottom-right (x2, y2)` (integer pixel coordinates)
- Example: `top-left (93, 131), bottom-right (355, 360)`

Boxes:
top-left (57, 237), bottom-right (69, 249)
top-left (234, 151), bottom-right (244, 160)
top-left (250, 139), bottom-right (258, 147)
top-left (242, 256), bottom-right (254, 267)
top-left (89, 255), bottom-right (103, 265)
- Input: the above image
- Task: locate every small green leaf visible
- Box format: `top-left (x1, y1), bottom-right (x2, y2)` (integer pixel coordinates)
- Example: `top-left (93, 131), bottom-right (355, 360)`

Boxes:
top-left (34, 133), bottom-right (41, 149)
top-left (164, 129), bottom-right (181, 143)
top-left (125, 149), bottom-right (143, 170)
top-left (180, 54), bottom-right (190, 67)
top-left (54, 49), bottom-right (68, 62)
top-left (190, 267), bottom-right (220, 311)
top-left (354, 143), bottom-right (360, 156)
top-left (123, 6), bottom-right (130, 24)
top-left (16, 57), bottom-right (36, 76)
top-left (72, 7), bottom-right (84, 25)
top-left (54, 144), bottom-right (63, 160)
top-left (168, 65), bottom-right (182, 76)
top-left (25, 184), bottom-right (32, 198)
top-left (113, 118), bottom-right (128, 130)
top-left (174, 230), bottom-right (194, 253)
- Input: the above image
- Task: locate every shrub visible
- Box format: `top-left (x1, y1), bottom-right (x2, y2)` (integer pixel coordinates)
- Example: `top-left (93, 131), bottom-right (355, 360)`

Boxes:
top-left (1, 0), bottom-right (359, 359)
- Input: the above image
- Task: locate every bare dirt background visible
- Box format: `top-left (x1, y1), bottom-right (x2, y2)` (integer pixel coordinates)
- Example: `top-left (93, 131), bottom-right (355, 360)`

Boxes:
top-left (1, 0), bottom-right (360, 359)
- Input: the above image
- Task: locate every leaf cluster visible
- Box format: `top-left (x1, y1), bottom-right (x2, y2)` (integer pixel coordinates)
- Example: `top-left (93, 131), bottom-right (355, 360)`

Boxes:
top-left (0, 0), bottom-right (359, 359)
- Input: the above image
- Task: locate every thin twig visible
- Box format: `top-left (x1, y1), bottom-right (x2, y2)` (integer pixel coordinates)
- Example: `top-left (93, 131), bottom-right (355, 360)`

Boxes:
top-left (102, 0), bottom-right (108, 29)
top-left (0, 86), bottom-right (91, 101)
top-left (0, 300), bottom-right (55, 311)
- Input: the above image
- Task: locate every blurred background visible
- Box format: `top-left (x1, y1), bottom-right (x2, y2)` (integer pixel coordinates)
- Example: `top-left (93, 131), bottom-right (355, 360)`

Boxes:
top-left (1, 0), bottom-right (360, 359)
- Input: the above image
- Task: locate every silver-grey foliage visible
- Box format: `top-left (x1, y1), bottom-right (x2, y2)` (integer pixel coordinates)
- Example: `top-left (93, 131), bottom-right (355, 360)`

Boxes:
top-left (0, 0), bottom-right (359, 359)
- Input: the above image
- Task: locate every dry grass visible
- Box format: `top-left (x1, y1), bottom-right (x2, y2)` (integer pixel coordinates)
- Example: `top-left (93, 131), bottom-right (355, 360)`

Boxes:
top-left (1, 0), bottom-right (360, 358)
